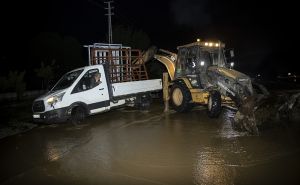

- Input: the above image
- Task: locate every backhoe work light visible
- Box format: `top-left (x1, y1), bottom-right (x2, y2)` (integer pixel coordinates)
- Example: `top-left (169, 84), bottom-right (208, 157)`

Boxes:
top-left (204, 42), bottom-right (220, 47)
top-left (177, 41), bottom-right (225, 49)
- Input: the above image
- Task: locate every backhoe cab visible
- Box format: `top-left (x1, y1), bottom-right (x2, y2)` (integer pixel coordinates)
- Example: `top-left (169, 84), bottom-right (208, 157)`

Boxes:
top-left (155, 40), bottom-right (253, 117)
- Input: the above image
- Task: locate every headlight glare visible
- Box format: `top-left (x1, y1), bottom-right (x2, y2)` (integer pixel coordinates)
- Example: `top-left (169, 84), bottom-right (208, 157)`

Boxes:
top-left (47, 92), bottom-right (65, 105)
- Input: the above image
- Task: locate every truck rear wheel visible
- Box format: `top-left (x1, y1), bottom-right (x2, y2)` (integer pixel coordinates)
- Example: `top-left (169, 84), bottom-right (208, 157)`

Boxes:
top-left (170, 83), bottom-right (192, 112)
top-left (207, 90), bottom-right (222, 118)
top-left (138, 94), bottom-right (152, 111)
top-left (71, 106), bottom-right (86, 125)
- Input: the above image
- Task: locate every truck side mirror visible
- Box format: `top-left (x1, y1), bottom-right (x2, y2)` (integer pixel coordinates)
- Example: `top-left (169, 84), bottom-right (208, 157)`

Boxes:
top-left (225, 49), bottom-right (235, 69)
top-left (230, 50), bottom-right (234, 58)
top-left (225, 49), bottom-right (235, 59)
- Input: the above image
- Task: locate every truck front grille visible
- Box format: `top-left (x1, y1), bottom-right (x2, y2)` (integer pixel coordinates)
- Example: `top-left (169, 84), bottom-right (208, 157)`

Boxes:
top-left (32, 100), bottom-right (45, 112)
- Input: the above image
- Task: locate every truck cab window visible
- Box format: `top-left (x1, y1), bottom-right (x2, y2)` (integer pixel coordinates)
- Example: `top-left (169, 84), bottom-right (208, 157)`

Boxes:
top-left (72, 69), bottom-right (101, 94)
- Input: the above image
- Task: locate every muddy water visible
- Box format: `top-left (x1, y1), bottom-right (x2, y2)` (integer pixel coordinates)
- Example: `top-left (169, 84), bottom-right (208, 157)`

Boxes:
top-left (0, 102), bottom-right (300, 185)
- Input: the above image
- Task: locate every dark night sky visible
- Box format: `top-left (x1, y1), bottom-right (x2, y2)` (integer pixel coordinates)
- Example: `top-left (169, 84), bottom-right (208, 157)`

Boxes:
top-left (1, 0), bottom-right (298, 78)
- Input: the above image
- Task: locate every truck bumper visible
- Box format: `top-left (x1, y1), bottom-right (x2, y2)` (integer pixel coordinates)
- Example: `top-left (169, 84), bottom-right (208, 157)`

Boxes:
top-left (32, 107), bottom-right (70, 123)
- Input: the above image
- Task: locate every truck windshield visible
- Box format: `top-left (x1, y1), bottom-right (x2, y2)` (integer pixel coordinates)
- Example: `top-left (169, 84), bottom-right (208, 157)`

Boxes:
top-left (51, 69), bottom-right (84, 91)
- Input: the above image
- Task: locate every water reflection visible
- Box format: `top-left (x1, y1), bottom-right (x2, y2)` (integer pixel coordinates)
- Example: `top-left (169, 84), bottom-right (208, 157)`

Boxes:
top-left (219, 109), bottom-right (246, 138)
top-left (192, 109), bottom-right (241, 185)
top-left (44, 125), bottom-right (92, 162)
top-left (46, 138), bottom-right (80, 161)
top-left (193, 147), bottom-right (236, 185)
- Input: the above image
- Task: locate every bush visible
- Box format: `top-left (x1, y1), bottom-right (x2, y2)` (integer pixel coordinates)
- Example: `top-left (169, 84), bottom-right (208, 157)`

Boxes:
top-left (0, 71), bottom-right (26, 100)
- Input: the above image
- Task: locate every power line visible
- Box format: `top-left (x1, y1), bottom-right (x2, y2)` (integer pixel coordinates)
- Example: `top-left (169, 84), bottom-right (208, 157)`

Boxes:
top-left (88, 0), bottom-right (105, 9)
top-left (104, 1), bottom-right (114, 44)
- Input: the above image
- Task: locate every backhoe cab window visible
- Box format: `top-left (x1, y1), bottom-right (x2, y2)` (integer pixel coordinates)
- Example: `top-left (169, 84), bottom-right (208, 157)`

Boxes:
top-left (175, 47), bottom-right (213, 77)
top-left (210, 51), bottom-right (226, 67)
top-left (72, 69), bottom-right (101, 94)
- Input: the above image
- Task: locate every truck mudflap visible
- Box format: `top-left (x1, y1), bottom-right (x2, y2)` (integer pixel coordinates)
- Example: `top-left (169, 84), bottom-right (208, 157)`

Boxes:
top-left (32, 107), bottom-right (69, 123)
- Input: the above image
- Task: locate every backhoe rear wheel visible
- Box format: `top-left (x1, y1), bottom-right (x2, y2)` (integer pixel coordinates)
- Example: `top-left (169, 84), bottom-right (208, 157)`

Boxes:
top-left (207, 90), bottom-right (222, 118)
top-left (170, 83), bottom-right (192, 112)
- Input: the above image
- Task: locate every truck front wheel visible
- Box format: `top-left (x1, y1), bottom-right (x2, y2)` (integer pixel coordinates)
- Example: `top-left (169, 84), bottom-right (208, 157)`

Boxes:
top-left (207, 90), bottom-right (222, 118)
top-left (71, 106), bottom-right (86, 125)
top-left (170, 83), bottom-right (192, 112)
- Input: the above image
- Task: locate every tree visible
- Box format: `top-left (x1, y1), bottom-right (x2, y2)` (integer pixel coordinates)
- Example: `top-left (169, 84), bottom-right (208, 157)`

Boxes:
top-left (0, 76), bottom-right (9, 93)
top-left (112, 25), bottom-right (151, 50)
top-left (61, 36), bottom-right (85, 70)
top-left (34, 61), bottom-right (55, 90)
top-left (0, 71), bottom-right (27, 100)
top-left (13, 71), bottom-right (26, 100)
top-left (29, 32), bottom-right (85, 77)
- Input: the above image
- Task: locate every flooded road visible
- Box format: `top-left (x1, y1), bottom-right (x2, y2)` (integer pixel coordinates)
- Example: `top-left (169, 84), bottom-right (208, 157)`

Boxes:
top-left (1, 102), bottom-right (300, 185)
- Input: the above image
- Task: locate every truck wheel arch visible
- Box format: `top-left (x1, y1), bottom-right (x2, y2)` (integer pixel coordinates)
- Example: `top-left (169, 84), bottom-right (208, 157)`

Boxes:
top-left (67, 102), bottom-right (89, 125)
top-left (68, 102), bottom-right (89, 116)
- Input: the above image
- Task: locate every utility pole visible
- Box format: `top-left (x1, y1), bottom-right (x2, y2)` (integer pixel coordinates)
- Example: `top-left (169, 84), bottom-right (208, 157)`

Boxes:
top-left (104, 1), bottom-right (114, 44)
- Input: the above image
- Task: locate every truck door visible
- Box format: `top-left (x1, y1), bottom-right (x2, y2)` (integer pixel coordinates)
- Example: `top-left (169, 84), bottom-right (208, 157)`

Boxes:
top-left (70, 65), bottom-right (110, 114)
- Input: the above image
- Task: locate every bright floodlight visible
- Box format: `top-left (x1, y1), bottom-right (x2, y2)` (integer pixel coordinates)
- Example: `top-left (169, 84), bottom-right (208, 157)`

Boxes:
top-left (200, 61), bottom-right (205, 66)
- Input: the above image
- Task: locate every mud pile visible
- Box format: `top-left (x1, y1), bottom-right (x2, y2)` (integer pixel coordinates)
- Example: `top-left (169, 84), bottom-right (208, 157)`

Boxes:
top-left (233, 91), bottom-right (300, 135)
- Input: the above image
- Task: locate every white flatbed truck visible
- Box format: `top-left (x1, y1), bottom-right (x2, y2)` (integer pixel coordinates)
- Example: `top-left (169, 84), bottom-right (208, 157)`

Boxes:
top-left (32, 44), bottom-right (162, 123)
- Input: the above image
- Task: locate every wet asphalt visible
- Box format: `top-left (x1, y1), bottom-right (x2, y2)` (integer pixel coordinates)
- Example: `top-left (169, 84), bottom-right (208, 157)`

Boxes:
top-left (0, 101), bottom-right (300, 185)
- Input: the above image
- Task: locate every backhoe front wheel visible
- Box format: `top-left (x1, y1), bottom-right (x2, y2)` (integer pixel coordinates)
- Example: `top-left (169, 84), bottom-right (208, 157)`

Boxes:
top-left (207, 91), bottom-right (222, 118)
top-left (170, 83), bottom-right (192, 112)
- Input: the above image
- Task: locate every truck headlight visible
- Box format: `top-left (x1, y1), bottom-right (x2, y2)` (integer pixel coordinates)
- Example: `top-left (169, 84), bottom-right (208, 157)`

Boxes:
top-left (47, 97), bottom-right (55, 104)
top-left (47, 92), bottom-right (65, 105)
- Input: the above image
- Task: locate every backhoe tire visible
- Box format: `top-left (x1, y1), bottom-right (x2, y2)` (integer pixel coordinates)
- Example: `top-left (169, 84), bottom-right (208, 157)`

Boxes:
top-left (207, 90), bottom-right (222, 118)
top-left (170, 83), bottom-right (192, 112)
